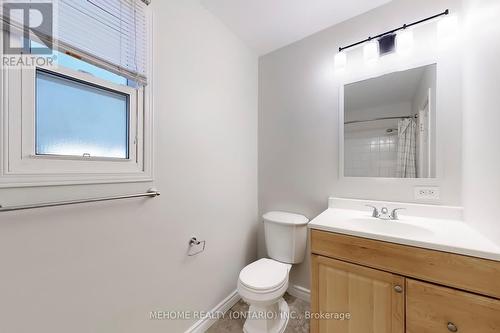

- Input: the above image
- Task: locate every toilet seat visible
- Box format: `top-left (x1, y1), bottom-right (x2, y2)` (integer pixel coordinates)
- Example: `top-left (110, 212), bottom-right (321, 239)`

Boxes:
top-left (239, 258), bottom-right (290, 293)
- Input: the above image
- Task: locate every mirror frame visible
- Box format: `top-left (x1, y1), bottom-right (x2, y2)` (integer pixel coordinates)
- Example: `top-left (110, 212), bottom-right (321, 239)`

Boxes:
top-left (338, 61), bottom-right (440, 181)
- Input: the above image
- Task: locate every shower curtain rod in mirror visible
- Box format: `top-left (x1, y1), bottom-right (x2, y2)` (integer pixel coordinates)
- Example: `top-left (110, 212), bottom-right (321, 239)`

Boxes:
top-left (345, 115), bottom-right (417, 125)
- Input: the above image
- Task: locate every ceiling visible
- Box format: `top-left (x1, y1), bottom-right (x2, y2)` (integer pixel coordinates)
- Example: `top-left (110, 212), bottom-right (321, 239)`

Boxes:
top-left (200, 0), bottom-right (392, 55)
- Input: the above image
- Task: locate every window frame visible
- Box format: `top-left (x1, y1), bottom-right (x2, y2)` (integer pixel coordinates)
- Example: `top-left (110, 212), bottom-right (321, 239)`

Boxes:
top-left (0, 33), bottom-right (154, 188)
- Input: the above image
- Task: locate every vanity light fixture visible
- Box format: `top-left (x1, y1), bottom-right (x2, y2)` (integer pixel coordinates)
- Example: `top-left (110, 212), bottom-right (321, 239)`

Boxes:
top-left (437, 14), bottom-right (459, 41)
top-left (335, 9), bottom-right (450, 64)
top-left (363, 40), bottom-right (379, 63)
top-left (396, 28), bottom-right (414, 55)
top-left (378, 33), bottom-right (397, 56)
top-left (334, 50), bottom-right (347, 70)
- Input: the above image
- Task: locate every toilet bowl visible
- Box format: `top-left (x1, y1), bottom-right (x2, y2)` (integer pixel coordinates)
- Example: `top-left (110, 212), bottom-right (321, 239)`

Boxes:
top-left (238, 258), bottom-right (291, 333)
top-left (237, 212), bottom-right (308, 333)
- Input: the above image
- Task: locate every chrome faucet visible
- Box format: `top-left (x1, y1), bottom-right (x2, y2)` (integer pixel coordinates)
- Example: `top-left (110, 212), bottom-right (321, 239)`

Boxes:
top-left (366, 205), bottom-right (379, 218)
top-left (366, 205), bottom-right (405, 220)
top-left (390, 208), bottom-right (406, 220)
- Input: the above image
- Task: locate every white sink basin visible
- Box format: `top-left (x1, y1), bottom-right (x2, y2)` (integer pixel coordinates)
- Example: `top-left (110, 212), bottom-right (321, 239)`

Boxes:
top-left (347, 218), bottom-right (434, 237)
top-left (308, 205), bottom-right (500, 262)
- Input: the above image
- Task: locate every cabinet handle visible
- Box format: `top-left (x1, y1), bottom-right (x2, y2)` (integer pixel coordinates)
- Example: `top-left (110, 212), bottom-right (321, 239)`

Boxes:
top-left (394, 285), bottom-right (403, 293)
top-left (447, 322), bottom-right (458, 332)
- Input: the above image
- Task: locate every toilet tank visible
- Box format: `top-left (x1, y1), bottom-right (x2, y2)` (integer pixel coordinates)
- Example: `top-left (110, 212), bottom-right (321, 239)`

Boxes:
top-left (263, 211), bottom-right (309, 264)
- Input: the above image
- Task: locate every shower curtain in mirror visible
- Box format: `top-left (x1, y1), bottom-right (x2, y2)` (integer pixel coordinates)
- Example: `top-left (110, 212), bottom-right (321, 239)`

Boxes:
top-left (396, 118), bottom-right (417, 178)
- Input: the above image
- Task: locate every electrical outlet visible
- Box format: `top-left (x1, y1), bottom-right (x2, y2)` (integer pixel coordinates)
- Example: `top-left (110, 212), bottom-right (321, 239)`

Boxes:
top-left (414, 187), bottom-right (440, 201)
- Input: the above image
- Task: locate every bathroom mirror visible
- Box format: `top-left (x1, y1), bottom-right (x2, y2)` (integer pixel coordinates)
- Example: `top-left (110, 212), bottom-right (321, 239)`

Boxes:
top-left (342, 64), bottom-right (437, 178)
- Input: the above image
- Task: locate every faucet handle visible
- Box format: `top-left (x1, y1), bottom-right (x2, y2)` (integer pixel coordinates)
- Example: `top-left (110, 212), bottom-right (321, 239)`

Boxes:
top-left (365, 205), bottom-right (379, 218)
top-left (390, 208), bottom-right (406, 220)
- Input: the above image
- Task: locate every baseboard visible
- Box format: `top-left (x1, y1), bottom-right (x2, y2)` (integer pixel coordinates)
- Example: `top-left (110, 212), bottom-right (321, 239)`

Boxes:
top-left (184, 289), bottom-right (241, 333)
top-left (287, 284), bottom-right (310, 303)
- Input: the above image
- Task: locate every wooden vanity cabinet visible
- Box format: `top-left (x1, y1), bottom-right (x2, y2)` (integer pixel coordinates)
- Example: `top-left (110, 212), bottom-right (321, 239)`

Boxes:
top-left (310, 229), bottom-right (500, 333)
top-left (312, 255), bottom-right (405, 333)
top-left (406, 279), bottom-right (500, 333)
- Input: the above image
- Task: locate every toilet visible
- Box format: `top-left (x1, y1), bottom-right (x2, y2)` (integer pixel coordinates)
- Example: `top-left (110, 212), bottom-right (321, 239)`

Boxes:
top-left (237, 211), bottom-right (309, 333)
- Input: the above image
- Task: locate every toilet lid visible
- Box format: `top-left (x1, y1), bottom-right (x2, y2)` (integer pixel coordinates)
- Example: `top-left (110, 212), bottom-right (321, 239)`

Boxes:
top-left (239, 258), bottom-right (289, 291)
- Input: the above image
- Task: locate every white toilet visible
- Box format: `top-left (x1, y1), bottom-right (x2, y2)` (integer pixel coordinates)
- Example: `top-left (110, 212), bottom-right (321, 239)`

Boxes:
top-left (237, 211), bottom-right (309, 333)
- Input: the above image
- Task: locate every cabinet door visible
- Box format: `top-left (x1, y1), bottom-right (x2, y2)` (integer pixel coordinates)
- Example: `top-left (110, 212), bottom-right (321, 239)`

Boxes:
top-left (407, 279), bottom-right (500, 333)
top-left (311, 255), bottom-right (405, 333)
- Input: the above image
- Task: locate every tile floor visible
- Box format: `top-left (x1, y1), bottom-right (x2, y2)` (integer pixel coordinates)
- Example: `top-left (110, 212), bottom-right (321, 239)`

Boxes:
top-left (206, 293), bottom-right (310, 333)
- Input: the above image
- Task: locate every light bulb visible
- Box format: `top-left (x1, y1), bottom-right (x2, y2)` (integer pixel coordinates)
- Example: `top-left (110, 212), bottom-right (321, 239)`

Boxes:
top-left (334, 51), bottom-right (347, 70)
top-left (363, 41), bottom-right (379, 63)
top-left (396, 29), bottom-right (414, 55)
top-left (437, 15), bottom-right (458, 40)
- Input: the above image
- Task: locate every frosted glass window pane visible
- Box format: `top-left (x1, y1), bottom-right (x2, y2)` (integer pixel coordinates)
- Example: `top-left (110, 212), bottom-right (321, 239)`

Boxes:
top-left (36, 70), bottom-right (129, 159)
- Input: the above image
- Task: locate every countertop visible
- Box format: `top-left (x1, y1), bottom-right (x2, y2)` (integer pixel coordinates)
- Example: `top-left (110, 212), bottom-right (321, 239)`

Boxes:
top-left (308, 207), bottom-right (500, 262)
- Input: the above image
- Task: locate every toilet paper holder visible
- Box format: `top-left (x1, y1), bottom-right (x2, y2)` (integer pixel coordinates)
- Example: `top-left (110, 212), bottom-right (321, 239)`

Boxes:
top-left (188, 237), bottom-right (206, 256)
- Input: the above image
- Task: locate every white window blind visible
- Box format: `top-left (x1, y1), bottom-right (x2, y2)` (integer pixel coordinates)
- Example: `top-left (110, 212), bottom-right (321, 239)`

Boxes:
top-left (58, 0), bottom-right (148, 84)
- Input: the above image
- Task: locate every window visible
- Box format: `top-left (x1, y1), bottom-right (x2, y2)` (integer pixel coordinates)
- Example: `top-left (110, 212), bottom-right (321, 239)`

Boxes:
top-left (0, 0), bottom-right (152, 187)
top-left (35, 69), bottom-right (130, 159)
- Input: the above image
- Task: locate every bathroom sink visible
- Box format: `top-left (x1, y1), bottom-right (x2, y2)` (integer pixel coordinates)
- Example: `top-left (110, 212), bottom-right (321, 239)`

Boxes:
top-left (308, 199), bottom-right (500, 262)
top-left (347, 218), bottom-right (434, 237)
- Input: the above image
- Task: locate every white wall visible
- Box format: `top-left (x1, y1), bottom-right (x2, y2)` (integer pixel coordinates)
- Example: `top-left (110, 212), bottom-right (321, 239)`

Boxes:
top-left (259, 0), bottom-right (463, 292)
top-left (462, 0), bottom-right (500, 243)
top-left (0, 1), bottom-right (258, 332)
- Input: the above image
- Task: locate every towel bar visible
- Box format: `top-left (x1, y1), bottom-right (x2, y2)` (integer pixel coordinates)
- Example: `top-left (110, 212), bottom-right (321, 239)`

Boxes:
top-left (0, 189), bottom-right (160, 212)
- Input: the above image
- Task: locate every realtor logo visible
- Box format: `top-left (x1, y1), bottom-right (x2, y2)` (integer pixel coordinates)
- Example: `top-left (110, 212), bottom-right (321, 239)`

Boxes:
top-left (2, 2), bottom-right (53, 54)
top-left (1, 1), bottom-right (57, 68)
